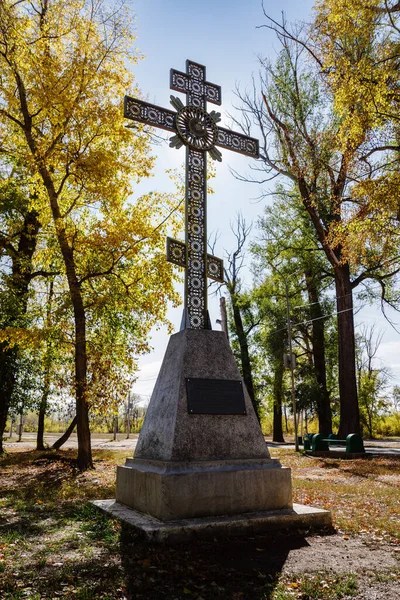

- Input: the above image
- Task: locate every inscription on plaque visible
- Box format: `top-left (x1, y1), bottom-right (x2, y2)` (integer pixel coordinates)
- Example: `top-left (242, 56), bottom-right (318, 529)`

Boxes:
top-left (186, 378), bottom-right (246, 415)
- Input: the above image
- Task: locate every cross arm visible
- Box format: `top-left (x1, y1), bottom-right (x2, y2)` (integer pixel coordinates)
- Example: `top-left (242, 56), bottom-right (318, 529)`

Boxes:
top-left (166, 237), bottom-right (224, 283)
top-left (216, 127), bottom-right (259, 158)
top-left (124, 96), bottom-right (176, 133)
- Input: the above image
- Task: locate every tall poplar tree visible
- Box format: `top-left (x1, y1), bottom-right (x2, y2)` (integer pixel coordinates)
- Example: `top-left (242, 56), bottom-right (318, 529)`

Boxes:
top-left (237, 10), bottom-right (400, 435)
top-left (0, 0), bottom-right (180, 468)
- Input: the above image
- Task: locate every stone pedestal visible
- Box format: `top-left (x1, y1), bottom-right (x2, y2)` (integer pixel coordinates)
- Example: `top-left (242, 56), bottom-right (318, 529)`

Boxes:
top-left (117, 457), bottom-right (292, 520)
top-left (116, 329), bottom-right (292, 519)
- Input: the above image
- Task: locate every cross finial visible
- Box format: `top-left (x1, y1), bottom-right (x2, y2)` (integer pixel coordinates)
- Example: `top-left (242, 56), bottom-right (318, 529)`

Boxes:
top-left (170, 60), bottom-right (222, 109)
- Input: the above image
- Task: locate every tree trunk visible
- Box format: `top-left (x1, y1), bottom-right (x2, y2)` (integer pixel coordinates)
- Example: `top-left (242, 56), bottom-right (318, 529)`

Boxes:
top-left (0, 347), bottom-right (17, 454)
top-left (283, 404), bottom-right (289, 433)
top-left (36, 405), bottom-right (46, 451)
top-left (272, 360), bottom-right (285, 442)
top-left (52, 415), bottom-right (77, 450)
top-left (305, 271), bottom-right (332, 434)
top-left (367, 412), bottom-right (373, 438)
top-left (38, 166), bottom-right (93, 470)
top-left (335, 264), bottom-right (360, 436)
top-left (36, 281), bottom-right (54, 451)
top-left (36, 387), bottom-right (51, 451)
top-left (18, 412), bottom-right (23, 442)
top-left (0, 408), bottom-right (8, 453)
top-left (231, 296), bottom-right (260, 421)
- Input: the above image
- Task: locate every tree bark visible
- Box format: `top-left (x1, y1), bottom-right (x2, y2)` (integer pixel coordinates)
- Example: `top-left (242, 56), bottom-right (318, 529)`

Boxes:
top-left (0, 347), bottom-right (17, 453)
top-left (231, 295), bottom-right (260, 421)
top-left (38, 166), bottom-right (93, 470)
top-left (36, 405), bottom-right (46, 451)
top-left (52, 416), bottom-right (77, 450)
top-left (335, 263), bottom-right (360, 436)
top-left (36, 391), bottom-right (49, 451)
top-left (36, 281), bottom-right (54, 451)
top-left (305, 271), bottom-right (332, 434)
top-left (272, 360), bottom-right (285, 442)
top-left (18, 412), bottom-right (23, 442)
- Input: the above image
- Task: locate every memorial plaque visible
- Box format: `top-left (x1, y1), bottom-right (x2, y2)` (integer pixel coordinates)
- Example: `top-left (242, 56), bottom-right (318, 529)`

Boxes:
top-left (186, 378), bottom-right (246, 415)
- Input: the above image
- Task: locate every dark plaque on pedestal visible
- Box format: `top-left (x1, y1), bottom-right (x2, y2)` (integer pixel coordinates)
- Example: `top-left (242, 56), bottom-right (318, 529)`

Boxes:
top-left (186, 378), bottom-right (246, 415)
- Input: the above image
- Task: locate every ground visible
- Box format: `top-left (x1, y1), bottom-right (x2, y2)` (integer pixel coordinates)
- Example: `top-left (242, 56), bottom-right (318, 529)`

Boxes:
top-left (0, 436), bottom-right (399, 600)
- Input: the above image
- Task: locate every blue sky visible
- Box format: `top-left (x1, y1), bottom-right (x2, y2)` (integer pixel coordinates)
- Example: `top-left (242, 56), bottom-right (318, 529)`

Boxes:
top-left (128, 0), bottom-right (400, 400)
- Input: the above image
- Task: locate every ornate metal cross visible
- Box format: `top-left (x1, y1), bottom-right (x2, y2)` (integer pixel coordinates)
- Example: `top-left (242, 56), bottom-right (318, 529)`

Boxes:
top-left (124, 60), bottom-right (259, 329)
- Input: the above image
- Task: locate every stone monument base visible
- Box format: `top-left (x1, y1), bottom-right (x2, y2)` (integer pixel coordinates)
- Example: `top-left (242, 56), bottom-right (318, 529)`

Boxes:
top-left (116, 457), bottom-right (292, 520)
top-left (105, 328), bottom-right (332, 541)
top-left (93, 500), bottom-right (332, 544)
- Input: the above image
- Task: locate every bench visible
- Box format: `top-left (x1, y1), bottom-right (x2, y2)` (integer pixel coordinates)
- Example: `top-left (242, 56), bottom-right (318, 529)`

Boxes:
top-left (311, 433), bottom-right (365, 453)
top-left (303, 433), bottom-right (313, 450)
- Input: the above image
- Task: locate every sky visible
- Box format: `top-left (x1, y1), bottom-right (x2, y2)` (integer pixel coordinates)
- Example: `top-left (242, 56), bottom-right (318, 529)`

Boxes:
top-left (128, 0), bottom-right (400, 401)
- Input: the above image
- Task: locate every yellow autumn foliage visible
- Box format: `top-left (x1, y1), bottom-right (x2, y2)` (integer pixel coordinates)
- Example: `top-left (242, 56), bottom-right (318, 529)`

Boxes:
top-left (313, 0), bottom-right (390, 148)
top-left (310, 0), bottom-right (400, 264)
top-left (0, 0), bottom-right (183, 417)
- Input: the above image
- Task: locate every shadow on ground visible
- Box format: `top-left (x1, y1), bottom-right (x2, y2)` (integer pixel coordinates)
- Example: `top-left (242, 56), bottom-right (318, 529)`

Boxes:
top-left (120, 524), bottom-right (315, 599)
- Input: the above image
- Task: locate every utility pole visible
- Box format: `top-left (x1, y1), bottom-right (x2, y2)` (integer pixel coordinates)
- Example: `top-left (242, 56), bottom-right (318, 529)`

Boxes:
top-left (219, 296), bottom-right (229, 339)
top-left (126, 392), bottom-right (131, 439)
top-left (285, 280), bottom-right (299, 452)
top-left (18, 411), bottom-right (23, 442)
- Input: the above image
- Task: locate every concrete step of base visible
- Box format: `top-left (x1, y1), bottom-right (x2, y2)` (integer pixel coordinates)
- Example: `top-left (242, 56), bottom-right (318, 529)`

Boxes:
top-left (92, 499), bottom-right (332, 544)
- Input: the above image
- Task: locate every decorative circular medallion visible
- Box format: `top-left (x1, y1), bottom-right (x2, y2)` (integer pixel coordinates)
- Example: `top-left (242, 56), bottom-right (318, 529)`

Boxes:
top-left (208, 262), bottom-right (219, 275)
top-left (190, 259), bottom-right (202, 271)
top-left (176, 106), bottom-right (217, 151)
top-left (190, 276), bottom-right (202, 289)
top-left (191, 223), bottom-right (201, 235)
top-left (191, 207), bottom-right (202, 218)
top-left (190, 314), bottom-right (202, 328)
top-left (190, 296), bottom-right (202, 308)
top-left (192, 241), bottom-right (202, 252)
top-left (192, 155), bottom-right (202, 167)
top-left (171, 245), bottom-right (184, 260)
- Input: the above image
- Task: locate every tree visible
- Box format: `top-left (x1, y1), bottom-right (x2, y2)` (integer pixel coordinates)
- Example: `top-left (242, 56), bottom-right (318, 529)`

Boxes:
top-left (0, 171), bottom-right (43, 452)
top-left (252, 279), bottom-right (287, 442)
top-left (221, 215), bottom-right (261, 420)
top-left (236, 14), bottom-right (400, 436)
top-left (0, 0), bottom-right (181, 468)
top-left (356, 325), bottom-right (391, 438)
top-left (252, 189), bottom-right (334, 434)
top-left (311, 0), bottom-right (400, 263)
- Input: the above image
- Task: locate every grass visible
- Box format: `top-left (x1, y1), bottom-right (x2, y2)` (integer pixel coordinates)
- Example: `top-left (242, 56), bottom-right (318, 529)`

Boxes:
top-left (272, 449), bottom-right (400, 542)
top-left (268, 572), bottom-right (358, 599)
top-left (0, 447), bottom-right (399, 599)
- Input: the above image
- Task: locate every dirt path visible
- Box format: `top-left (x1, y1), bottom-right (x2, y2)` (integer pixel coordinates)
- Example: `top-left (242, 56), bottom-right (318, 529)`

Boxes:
top-left (279, 533), bottom-right (400, 598)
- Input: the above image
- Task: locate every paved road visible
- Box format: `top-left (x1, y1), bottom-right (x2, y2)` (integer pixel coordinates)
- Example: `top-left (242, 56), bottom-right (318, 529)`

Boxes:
top-left (4, 433), bottom-right (400, 456)
top-left (266, 440), bottom-right (400, 456)
top-left (4, 432), bottom-right (140, 452)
